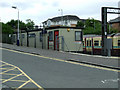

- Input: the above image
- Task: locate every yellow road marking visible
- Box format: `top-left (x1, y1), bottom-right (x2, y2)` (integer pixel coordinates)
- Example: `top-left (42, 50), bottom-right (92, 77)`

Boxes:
top-left (2, 48), bottom-right (120, 73)
top-left (16, 67), bottom-right (43, 89)
top-left (0, 67), bottom-right (16, 74)
top-left (2, 73), bottom-right (23, 83)
top-left (1, 73), bottom-right (20, 76)
top-left (0, 60), bottom-right (44, 89)
top-left (0, 79), bottom-right (27, 82)
top-left (0, 67), bottom-right (14, 70)
top-left (66, 61), bottom-right (119, 72)
top-left (17, 80), bottom-right (31, 88)
top-left (0, 64), bottom-right (7, 67)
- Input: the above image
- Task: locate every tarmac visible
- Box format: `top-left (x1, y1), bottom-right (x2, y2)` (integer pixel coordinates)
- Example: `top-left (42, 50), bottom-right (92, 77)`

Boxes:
top-left (1, 43), bottom-right (120, 69)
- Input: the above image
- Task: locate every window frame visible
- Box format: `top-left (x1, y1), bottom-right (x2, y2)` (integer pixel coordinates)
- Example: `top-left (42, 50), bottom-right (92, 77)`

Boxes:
top-left (29, 33), bottom-right (35, 38)
top-left (49, 31), bottom-right (53, 41)
top-left (39, 32), bottom-right (42, 42)
top-left (118, 40), bottom-right (120, 46)
top-left (94, 40), bottom-right (99, 46)
top-left (75, 31), bottom-right (82, 41)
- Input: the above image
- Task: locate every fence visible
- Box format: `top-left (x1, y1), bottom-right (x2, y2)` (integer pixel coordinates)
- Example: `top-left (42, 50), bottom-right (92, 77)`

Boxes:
top-left (2, 34), bottom-right (15, 44)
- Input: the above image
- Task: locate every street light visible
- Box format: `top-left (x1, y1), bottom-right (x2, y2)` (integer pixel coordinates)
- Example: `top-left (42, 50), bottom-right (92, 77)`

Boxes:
top-left (58, 9), bottom-right (63, 26)
top-left (12, 6), bottom-right (19, 46)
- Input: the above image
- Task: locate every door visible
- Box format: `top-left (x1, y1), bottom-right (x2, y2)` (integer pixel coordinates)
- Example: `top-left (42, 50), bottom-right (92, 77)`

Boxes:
top-left (54, 31), bottom-right (59, 50)
top-left (84, 38), bottom-right (86, 52)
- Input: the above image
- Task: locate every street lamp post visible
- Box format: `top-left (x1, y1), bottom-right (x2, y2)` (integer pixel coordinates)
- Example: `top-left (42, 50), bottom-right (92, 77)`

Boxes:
top-left (12, 6), bottom-right (19, 46)
top-left (58, 9), bottom-right (63, 26)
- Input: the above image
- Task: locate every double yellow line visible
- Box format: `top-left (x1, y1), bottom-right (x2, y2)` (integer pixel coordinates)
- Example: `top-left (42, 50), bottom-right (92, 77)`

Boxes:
top-left (1, 47), bottom-right (120, 72)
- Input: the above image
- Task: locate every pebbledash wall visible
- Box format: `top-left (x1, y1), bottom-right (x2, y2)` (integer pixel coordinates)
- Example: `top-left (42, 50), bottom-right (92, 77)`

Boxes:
top-left (13, 26), bottom-right (83, 52)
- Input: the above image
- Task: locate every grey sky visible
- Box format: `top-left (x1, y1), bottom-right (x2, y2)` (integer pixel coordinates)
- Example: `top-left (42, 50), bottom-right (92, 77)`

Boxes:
top-left (0, 0), bottom-right (120, 25)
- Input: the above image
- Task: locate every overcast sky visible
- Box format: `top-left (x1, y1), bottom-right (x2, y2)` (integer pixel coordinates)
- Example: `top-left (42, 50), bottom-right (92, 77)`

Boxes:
top-left (0, 0), bottom-right (120, 25)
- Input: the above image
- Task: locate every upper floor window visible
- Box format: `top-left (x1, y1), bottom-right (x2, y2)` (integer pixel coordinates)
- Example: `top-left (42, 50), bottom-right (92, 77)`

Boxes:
top-left (47, 20), bottom-right (51, 27)
top-left (65, 20), bottom-right (68, 25)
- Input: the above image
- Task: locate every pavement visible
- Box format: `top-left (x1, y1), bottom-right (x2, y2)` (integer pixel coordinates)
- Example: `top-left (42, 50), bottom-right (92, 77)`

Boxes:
top-left (1, 43), bottom-right (120, 69)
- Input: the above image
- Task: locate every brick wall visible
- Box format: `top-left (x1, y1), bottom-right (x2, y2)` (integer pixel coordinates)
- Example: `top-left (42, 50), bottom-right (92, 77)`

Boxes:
top-left (112, 23), bottom-right (120, 32)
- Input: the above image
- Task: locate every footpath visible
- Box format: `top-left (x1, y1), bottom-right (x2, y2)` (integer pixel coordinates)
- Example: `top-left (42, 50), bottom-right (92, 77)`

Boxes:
top-left (1, 43), bottom-right (120, 69)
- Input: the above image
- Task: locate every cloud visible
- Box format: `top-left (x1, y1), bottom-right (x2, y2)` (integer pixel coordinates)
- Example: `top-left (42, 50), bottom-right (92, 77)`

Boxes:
top-left (1, 0), bottom-right (119, 25)
top-left (0, 2), bottom-right (10, 8)
top-left (52, 1), bottom-right (59, 7)
top-left (12, 2), bottom-right (34, 10)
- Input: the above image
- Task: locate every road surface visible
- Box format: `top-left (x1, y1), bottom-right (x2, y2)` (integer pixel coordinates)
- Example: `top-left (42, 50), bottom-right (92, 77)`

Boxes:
top-left (1, 48), bottom-right (119, 89)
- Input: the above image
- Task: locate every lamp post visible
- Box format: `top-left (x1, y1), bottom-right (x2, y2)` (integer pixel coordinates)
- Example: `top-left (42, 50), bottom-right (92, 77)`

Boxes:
top-left (58, 9), bottom-right (63, 26)
top-left (12, 6), bottom-right (19, 46)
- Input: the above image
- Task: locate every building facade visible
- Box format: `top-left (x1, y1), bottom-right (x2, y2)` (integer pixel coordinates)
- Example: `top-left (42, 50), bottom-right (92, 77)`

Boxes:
top-left (109, 17), bottom-right (120, 32)
top-left (42, 15), bottom-right (84, 28)
top-left (13, 26), bottom-right (83, 52)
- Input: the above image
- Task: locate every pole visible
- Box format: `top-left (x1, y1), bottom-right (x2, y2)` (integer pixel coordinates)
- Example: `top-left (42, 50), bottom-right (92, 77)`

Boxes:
top-left (59, 9), bottom-right (63, 26)
top-left (17, 9), bottom-right (20, 46)
top-left (61, 9), bottom-right (63, 26)
top-left (101, 7), bottom-right (107, 56)
top-left (12, 6), bottom-right (19, 46)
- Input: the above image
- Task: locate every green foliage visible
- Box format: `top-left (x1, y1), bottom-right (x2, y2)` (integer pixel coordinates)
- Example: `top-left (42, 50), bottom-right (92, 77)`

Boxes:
top-left (109, 28), bottom-right (119, 34)
top-left (7, 19), bottom-right (26, 30)
top-left (26, 19), bottom-right (35, 30)
top-left (77, 18), bottom-right (102, 35)
top-left (3, 19), bottom-right (35, 34)
top-left (84, 18), bottom-right (102, 35)
top-left (2, 23), bottom-right (14, 34)
top-left (76, 21), bottom-right (84, 28)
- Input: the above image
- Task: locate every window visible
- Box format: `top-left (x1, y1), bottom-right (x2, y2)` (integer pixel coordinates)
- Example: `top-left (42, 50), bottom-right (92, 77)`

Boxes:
top-left (75, 31), bottom-right (82, 41)
top-left (87, 40), bottom-right (91, 46)
top-left (118, 40), bottom-right (120, 46)
top-left (39, 32), bottom-right (42, 42)
top-left (22, 34), bottom-right (25, 38)
top-left (89, 40), bottom-right (91, 46)
top-left (101, 41), bottom-right (102, 46)
top-left (49, 31), bottom-right (53, 41)
top-left (83, 41), bottom-right (84, 46)
top-left (29, 33), bottom-right (35, 38)
top-left (65, 20), bottom-right (68, 25)
top-left (94, 41), bottom-right (99, 46)
top-left (87, 40), bottom-right (89, 46)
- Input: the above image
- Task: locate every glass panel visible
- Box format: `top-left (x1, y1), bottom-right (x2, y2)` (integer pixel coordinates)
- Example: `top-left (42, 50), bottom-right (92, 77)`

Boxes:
top-left (94, 41), bottom-right (99, 46)
top-left (49, 31), bottom-right (53, 41)
top-left (39, 32), bottom-right (42, 42)
top-left (75, 31), bottom-right (81, 41)
top-left (118, 40), bottom-right (120, 46)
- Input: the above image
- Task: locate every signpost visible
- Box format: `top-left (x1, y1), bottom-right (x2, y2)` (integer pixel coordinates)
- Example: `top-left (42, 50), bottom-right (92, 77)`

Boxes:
top-left (101, 7), bottom-right (120, 56)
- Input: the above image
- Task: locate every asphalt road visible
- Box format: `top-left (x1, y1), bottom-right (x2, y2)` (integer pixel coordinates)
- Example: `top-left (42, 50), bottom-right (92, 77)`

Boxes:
top-left (2, 48), bottom-right (119, 88)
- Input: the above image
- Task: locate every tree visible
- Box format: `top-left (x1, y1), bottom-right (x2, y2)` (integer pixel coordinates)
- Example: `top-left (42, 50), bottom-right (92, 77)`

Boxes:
top-left (26, 19), bottom-right (35, 30)
top-left (7, 19), bottom-right (26, 31)
top-left (2, 23), bottom-right (14, 34)
top-left (77, 18), bottom-right (102, 35)
top-left (76, 21), bottom-right (84, 28)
